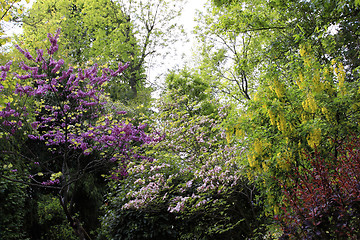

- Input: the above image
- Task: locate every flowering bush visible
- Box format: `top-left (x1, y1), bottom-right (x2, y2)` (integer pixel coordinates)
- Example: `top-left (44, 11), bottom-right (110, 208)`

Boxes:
top-left (0, 29), bottom-right (152, 239)
top-left (230, 44), bottom-right (360, 217)
top-left (277, 136), bottom-right (360, 239)
top-left (101, 93), bottom-right (266, 239)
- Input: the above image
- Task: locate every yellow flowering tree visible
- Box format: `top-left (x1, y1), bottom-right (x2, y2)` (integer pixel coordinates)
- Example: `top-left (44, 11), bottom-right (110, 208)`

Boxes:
top-left (230, 44), bottom-right (360, 215)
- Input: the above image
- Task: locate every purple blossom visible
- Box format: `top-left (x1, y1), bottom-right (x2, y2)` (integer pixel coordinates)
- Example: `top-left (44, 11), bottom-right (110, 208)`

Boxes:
top-left (47, 28), bottom-right (61, 55)
top-left (14, 73), bottom-right (31, 80)
top-left (33, 73), bottom-right (47, 79)
top-left (31, 121), bottom-right (40, 129)
top-left (63, 104), bottom-right (70, 112)
top-left (42, 179), bottom-right (60, 185)
top-left (51, 59), bottom-right (65, 73)
top-left (35, 49), bottom-right (44, 62)
top-left (117, 111), bottom-right (127, 115)
top-left (0, 61), bottom-right (12, 72)
top-left (20, 62), bottom-right (37, 71)
top-left (0, 29), bottom-right (153, 201)
top-left (15, 45), bottom-right (33, 60)
top-left (14, 83), bottom-right (34, 96)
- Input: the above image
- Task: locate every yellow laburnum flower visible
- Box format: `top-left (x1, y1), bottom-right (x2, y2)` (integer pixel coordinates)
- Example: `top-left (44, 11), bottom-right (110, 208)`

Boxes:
top-left (262, 103), bottom-right (267, 111)
top-left (277, 112), bottom-right (287, 133)
top-left (246, 171), bottom-right (253, 181)
top-left (321, 107), bottom-right (332, 122)
top-left (253, 91), bottom-right (260, 101)
top-left (276, 151), bottom-right (291, 171)
top-left (299, 45), bottom-right (306, 57)
top-left (226, 129), bottom-right (232, 144)
top-left (302, 93), bottom-right (317, 113)
top-left (273, 81), bottom-right (285, 99)
top-left (301, 113), bottom-right (308, 123)
top-left (235, 128), bottom-right (244, 138)
top-left (274, 206), bottom-right (279, 215)
top-left (324, 67), bottom-right (329, 76)
top-left (337, 62), bottom-right (346, 96)
top-left (267, 108), bottom-right (276, 126)
top-left (248, 154), bottom-right (257, 168)
top-left (254, 139), bottom-right (263, 155)
top-left (297, 73), bottom-right (304, 89)
top-left (312, 71), bottom-right (322, 93)
top-left (307, 128), bottom-right (321, 149)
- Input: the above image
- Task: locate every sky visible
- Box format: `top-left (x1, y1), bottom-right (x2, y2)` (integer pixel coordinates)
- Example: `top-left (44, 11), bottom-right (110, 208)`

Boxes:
top-left (181, 0), bottom-right (208, 35)
top-left (149, 0), bottom-right (208, 91)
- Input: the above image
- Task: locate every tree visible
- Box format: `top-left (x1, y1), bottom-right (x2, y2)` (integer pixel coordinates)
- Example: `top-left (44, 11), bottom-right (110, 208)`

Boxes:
top-left (20, 0), bottom-right (185, 100)
top-left (101, 90), bottom-right (267, 239)
top-left (164, 67), bottom-right (218, 116)
top-left (0, 0), bottom-right (29, 46)
top-left (228, 44), bottom-right (360, 219)
top-left (193, 0), bottom-right (282, 103)
top-left (20, 0), bottom-right (144, 101)
top-left (0, 29), bottom-right (152, 240)
top-left (114, 0), bottom-right (186, 95)
top-left (193, 0), bottom-right (360, 107)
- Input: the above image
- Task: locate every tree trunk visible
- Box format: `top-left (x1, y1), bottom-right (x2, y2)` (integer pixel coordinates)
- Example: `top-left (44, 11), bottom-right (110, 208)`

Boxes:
top-left (59, 195), bottom-right (92, 240)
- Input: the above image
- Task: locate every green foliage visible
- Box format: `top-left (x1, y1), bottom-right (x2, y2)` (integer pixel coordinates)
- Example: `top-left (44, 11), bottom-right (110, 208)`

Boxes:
top-left (230, 45), bottom-right (360, 216)
top-left (37, 195), bottom-right (77, 240)
top-left (164, 67), bottom-right (218, 115)
top-left (21, 0), bottom-right (146, 101)
top-left (22, 0), bottom-right (135, 65)
top-left (0, 0), bottom-right (29, 47)
top-left (100, 91), bottom-right (267, 239)
top-left (0, 112), bottom-right (31, 240)
top-left (0, 28), bottom-right (152, 239)
top-left (195, 1), bottom-right (360, 224)
top-left (20, 0), bottom-right (185, 102)
top-left (194, 0), bottom-right (273, 102)
top-left (211, 0), bottom-right (240, 7)
top-left (195, 0), bottom-right (360, 105)
top-left (0, 178), bottom-right (27, 240)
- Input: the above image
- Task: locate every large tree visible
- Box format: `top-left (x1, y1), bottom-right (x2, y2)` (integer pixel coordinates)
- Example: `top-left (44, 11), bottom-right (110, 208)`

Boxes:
top-left (19, 0), bottom-right (185, 101)
top-left (194, 0), bottom-right (360, 104)
top-left (20, 0), bottom-right (144, 101)
top-left (0, 30), bottom-right (152, 240)
top-left (192, 0), bottom-right (360, 234)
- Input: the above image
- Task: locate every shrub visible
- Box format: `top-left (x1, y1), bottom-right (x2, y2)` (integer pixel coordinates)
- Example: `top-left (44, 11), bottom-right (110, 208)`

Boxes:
top-left (277, 136), bottom-right (360, 239)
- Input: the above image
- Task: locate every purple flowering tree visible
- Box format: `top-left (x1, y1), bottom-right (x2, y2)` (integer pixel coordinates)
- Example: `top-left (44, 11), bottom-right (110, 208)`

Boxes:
top-left (0, 29), bottom-right (152, 240)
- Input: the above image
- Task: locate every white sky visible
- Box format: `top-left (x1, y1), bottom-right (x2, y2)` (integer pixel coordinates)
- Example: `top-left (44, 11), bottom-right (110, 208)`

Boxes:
top-left (149, 0), bottom-right (208, 92)
top-left (176, 0), bottom-right (208, 60)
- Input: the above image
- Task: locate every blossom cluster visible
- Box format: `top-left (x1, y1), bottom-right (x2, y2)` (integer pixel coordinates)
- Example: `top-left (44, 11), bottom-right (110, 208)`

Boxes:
top-left (113, 97), bottom-right (244, 214)
top-left (0, 29), bottom-right (152, 185)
